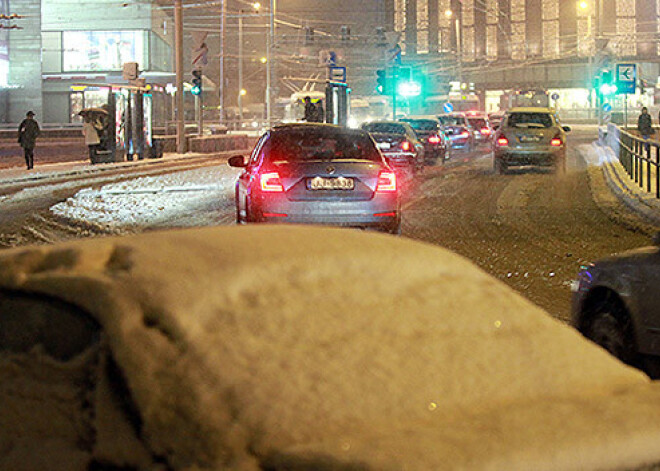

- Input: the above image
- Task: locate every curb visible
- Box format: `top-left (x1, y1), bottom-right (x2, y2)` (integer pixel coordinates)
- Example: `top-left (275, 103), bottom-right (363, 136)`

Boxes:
top-left (589, 142), bottom-right (660, 226)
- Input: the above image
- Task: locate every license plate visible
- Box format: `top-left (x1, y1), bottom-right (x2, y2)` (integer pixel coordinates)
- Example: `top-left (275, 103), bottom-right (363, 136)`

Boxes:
top-left (377, 142), bottom-right (391, 150)
top-left (520, 135), bottom-right (541, 143)
top-left (308, 176), bottom-right (355, 191)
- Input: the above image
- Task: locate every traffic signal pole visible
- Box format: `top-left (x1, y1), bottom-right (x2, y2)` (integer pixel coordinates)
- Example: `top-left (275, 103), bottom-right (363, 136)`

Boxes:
top-left (392, 65), bottom-right (398, 120)
top-left (174, 0), bottom-right (186, 153)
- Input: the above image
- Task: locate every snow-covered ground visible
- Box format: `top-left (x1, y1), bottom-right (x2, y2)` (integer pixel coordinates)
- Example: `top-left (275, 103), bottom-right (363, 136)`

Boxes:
top-left (50, 165), bottom-right (240, 228)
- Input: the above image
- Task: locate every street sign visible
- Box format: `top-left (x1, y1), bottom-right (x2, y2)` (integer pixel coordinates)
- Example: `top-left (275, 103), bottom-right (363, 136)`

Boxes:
top-left (602, 103), bottom-right (612, 112)
top-left (551, 92), bottom-right (559, 101)
top-left (443, 102), bottom-right (454, 113)
top-left (616, 63), bottom-right (636, 94)
top-left (329, 66), bottom-right (346, 83)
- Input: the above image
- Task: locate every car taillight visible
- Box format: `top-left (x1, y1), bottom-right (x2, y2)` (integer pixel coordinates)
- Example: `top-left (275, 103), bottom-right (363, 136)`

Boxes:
top-left (428, 135), bottom-right (441, 144)
top-left (460, 131), bottom-right (469, 138)
top-left (260, 172), bottom-right (284, 192)
top-left (497, 136), bottom-right (509, 146)
top-left (550, 136), bottom-right (562, 147)
top-left (376, 171), bottom-right (397, 192)
top-left (480, 127), bottom-right (491, 135)
top-left (400, 140), bottom-right (411, 152)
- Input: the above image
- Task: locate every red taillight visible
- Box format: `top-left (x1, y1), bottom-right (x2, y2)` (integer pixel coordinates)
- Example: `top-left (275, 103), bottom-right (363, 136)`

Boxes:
top-left (460, 131), bottom-right (469, 138)
top-left (400, 140), bottom-right (411, 152)
top-left (497, 136), bottom-right (509, 146)
top-left (550, 137), bottom-right (562, 147)
top-left (376, 171), bottom-right (397, 192)
top-left (428, 135), bottom-right (441, 144)
top-left (480, 127), bottom-right (491, 135)
top-left (260, 172), bottom-right (284, 192)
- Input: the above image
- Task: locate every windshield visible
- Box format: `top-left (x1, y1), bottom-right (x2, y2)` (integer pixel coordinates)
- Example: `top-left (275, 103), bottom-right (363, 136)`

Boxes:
top-left (400, 120), bottom-right (439, 132)
top-left (265, 130), bottom-right (382, 163)
top-left (506, 112), bottom-right (553, 128)
top-left (438, 116), bottom-right (467, 127)
top-left (362, 123), bottom-right (407, 134)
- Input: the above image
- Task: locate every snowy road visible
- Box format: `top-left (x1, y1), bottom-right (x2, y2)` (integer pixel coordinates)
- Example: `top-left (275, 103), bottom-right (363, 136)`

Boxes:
top-left (0, 129), bottom-right (656, 323)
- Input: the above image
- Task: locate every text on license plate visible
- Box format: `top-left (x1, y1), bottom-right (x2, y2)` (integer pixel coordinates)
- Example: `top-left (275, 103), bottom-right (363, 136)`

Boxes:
top-left (308, 176), bottom-right (355, 191)
top-left (520, 136), bottom-right (542, 142)
top-left (377, 142), bottom-right (391, 150)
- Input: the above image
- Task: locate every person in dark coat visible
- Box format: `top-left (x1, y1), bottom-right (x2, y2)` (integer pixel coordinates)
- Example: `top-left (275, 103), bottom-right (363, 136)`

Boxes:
top-left (638, 107), bottom-right (653, 140)
top-left (303, 96), bottom-right (315, 122)
top-left (314, 101), bottom-right (325, 123)
top-left (17, 111), bottom-right (40, 170)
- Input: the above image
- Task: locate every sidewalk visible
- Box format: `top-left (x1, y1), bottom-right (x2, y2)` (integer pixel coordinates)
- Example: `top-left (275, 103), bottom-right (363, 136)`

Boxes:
top-left (0, 150), bottom-right (240, 186)
top-left (578, 141), bottom-right (660, 226)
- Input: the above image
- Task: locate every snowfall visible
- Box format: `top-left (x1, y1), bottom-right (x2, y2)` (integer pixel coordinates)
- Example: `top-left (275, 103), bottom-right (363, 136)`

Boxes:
top-left (3, 220), bottom-right (660, 470)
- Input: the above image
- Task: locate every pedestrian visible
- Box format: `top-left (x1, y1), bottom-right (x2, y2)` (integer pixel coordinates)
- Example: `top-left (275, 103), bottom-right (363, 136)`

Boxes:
top-left (314, 101), bottom-right (325, 123)
top-left (17, 111), bottom-right (40, 170)
top-left (82, 114), bottom-right (101, 162)
top-left (303, 96), bottom-right (315, 122)
top-left (638, 106), bottom-right (653, 140)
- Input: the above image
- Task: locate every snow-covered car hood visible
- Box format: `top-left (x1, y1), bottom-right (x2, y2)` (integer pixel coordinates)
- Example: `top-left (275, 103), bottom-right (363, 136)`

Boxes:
top-left (2, 225), bottom-right (660, 470)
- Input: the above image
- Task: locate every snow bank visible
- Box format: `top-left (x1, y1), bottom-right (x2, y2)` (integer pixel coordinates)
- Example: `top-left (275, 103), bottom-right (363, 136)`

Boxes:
top-left (1, 225), bottom-right (660, 470)
top-left (50, 166), bottom-right (238, 228)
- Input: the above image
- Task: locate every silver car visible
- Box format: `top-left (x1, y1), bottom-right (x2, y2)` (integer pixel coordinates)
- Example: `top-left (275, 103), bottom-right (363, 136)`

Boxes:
top-left (492, 107), bottom-right (570, 174)
top-left (229, 123), bottom-right (401, 234)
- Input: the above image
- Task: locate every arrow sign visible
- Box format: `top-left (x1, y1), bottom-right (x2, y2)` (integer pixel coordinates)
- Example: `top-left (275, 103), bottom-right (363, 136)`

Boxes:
top-left (616, 63), bottom-right (636, 94)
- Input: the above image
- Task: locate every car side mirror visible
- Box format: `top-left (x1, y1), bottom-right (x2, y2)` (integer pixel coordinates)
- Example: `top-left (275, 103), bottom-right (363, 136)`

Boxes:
top-left (562, 126), bottom-right (571, 132)
top-left (653, 232), bottom-right (660, 246)
top-left (228, 155), bottom-right (247, 168)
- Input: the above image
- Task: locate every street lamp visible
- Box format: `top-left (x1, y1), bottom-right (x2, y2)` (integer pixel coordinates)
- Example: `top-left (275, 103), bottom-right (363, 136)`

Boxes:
top-left (445, 9), bottom-right (462, 88)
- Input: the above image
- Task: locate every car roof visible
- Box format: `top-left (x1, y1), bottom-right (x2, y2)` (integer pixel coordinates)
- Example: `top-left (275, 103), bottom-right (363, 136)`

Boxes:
top-left (399, 115), bottom-right (441, 122)
top-left (271, 123), bottom-right (368, 136)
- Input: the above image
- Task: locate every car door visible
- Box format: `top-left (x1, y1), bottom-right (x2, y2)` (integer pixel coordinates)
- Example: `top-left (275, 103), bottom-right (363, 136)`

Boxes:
top-left (637, 248), bottom-right (660, 354)
top-left (237, 134), bottom-right (268, 219)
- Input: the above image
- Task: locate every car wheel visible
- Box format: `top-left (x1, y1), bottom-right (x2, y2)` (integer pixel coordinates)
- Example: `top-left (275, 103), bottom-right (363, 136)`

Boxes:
top-left (585, 307), bottom-right (636, 365)
top-left (235, 193), bottom-right (244, 224)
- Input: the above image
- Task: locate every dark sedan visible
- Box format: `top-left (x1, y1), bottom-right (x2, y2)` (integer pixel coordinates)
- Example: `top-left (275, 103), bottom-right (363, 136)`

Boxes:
top-left (572, 233), bottom-right (660, 377)
top-left (398, 116), bottom-right (448, 163)
top-left (228, 123), bottom-right (401, 234)
top-left (361, 121), bottom-right (425, 177)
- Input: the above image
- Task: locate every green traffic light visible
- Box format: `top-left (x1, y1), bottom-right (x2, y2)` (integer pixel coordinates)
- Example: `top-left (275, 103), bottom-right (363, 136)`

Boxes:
top-left (397, 81), bottom-right (421, 97)
top-left (191, 85), bottom-right (201, 96)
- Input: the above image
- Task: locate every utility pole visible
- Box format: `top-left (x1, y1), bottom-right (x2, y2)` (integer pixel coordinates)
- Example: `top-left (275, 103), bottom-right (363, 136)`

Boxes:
top-left (219, 0), bottom-right (226, 123)
top-left (175, 0), bottom-right (186, 153)
top-left (266, 0), bottom-right (276, 128)
top-left (238, 11), bottom-right (244, 124)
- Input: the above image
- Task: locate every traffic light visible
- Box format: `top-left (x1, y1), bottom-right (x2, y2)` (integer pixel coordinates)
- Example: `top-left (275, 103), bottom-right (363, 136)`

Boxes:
top-left (599, 69), bottom-right (617, 95)
top-left (376, 69), bottom-right (388, 95)
top-left (191, 69), bottom-right (202, 96)
top-left (396, 67), bottom-right (421, 97)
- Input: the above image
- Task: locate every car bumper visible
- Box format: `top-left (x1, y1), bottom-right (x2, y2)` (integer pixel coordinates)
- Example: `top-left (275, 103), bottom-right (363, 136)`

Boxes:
top-left (254, 195), bottom-right (400, 231)
top-left (494, 147), bottom-right (564, 166)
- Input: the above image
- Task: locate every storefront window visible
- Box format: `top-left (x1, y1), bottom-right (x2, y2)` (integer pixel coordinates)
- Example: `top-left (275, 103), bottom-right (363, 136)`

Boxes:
top-left (63, 31), bottom-right (145, 72)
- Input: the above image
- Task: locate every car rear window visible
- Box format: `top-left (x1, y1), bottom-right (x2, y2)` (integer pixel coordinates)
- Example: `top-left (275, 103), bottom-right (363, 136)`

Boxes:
top-left (506, 113), bottom-right (553, 128)
top-left (438, 116), bottom-right (466, 127)
top-left (362, 123), bottom-right (407, 134)
top-left (468, 118), bottom-right (488, 129)
top-left (400, 120), bottom-right (439, 132)
top-left (265, 130), bottom-right (382, 163)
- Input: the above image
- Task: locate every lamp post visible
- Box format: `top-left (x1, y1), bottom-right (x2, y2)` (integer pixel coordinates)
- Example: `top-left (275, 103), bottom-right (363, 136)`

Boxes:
top-left (578, 0), bottom-right (594, 118)
top-left (238, 3), bottom-right (260, 128)
top-left (445, 9), bottom-right (461, 89)
top-left (266, 0), bottom-right (276, 128)
top-left (174, 0), bottom-right (185, 153)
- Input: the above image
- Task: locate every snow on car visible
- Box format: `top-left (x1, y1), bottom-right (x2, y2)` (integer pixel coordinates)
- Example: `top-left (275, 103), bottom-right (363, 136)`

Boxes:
top-left (2, 225), bottom-right (660, 470)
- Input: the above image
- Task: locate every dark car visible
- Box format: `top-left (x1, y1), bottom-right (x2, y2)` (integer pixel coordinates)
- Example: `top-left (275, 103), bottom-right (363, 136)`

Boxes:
top-left (492, 107), bottom-right (570, 174)
top-left (572, 234), bottom-right (660, 377)
top-left (398, 116), bottom-right (448, 163)
top-left (466, 113), bottom-right (493, 144)
top-left (361, 121), bottom-right (425, 177)
top-left (436, 113), bottom-right (475, 152)
top-left (228, 123), bottom-right (401, 234)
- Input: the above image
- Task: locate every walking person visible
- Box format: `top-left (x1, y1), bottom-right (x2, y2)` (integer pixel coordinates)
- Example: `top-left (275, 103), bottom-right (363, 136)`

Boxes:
top-left (82, 114), bottom-right (101, 162)
top-left (314, 101), bottom-right (325, 123)
top-left (638, 107), bottom-right (653, 152)
top-left (17, 111), bottom-right (40, 170)
top-left (303, 96), bottom-right (315, 122)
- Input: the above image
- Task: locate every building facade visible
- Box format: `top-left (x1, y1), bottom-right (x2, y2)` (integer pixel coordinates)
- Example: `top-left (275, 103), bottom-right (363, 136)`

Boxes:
top-left (388, 0), bottom-right (660, 115)
top-left (2, 0), bottom-right (173, 124)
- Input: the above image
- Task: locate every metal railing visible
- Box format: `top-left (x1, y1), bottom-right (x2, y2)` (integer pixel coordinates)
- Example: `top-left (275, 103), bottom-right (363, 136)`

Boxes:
top-left (618, 128), bottom-right (660, 199)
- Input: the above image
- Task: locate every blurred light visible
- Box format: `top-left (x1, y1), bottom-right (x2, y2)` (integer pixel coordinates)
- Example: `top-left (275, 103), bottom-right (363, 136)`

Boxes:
top-left (578, 0), bottom-right (589, 10)
top-left (397, 81), bottom-right (421, 97)
top-left (444, 9), bottom-right (453, 18)
top-left (347, 116), bottom-right (358, 128)
top-left (253, 2), bottom-right (261, 9)
top-left (240, 88), bottom-right (247, 96)
top-left (260, 56), bottom-right (267, 63)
